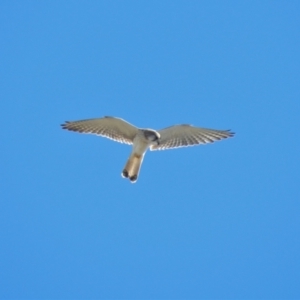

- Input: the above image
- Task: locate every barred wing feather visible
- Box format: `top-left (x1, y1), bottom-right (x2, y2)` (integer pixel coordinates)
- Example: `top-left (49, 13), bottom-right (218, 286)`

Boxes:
top-left (61, 116), bottom-right (138, 145)
top-left (151, 124), bottom-right (234, 150)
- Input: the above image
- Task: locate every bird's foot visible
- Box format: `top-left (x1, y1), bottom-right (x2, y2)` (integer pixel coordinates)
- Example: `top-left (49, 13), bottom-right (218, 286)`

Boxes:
top-left (129, 175), bottom-right (137, 183)
top-left (122, 170), bottom-right (129, 178)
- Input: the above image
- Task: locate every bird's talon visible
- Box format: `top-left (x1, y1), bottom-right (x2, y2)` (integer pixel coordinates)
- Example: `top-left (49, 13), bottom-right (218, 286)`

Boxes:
top-left (122, 170), bottom-right (129, 178)
top-left (129, 175), bottom-right (137, 183)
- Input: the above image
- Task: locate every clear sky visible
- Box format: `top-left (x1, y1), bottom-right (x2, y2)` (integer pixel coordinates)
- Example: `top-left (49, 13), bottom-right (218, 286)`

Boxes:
top-left (1, 1), bottom-right (299, 299)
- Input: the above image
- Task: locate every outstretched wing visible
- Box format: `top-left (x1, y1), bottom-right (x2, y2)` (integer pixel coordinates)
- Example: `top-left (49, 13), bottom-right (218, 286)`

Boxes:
top-left (61, 116), bottom-right (138, 145)
top-left (150, 124), bottom-right (234, 151)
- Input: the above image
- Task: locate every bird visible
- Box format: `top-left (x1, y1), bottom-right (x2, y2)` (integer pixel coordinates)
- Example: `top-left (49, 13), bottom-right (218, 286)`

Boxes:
top-left (61, 116), bottom-right (234, 183)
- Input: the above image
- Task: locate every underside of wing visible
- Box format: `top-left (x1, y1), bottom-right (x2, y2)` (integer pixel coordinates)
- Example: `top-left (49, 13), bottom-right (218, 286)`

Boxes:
top-left (150, 124), bottom-right (234, 151)
top-left (61, 116), bottom-right (138, 144)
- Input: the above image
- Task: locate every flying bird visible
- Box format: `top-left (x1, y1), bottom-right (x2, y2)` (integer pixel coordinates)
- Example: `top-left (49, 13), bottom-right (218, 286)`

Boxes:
top-left (61, 116), bottom-right (234, 183)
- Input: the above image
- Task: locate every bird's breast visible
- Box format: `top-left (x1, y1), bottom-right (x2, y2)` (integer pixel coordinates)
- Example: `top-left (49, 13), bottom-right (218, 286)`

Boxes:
top-left (132, 135), bottom-right (150, 155)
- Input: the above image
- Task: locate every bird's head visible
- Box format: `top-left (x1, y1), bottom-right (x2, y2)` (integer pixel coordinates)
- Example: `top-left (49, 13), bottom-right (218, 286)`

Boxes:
top-left (142, 129), bottom-right (160, 142)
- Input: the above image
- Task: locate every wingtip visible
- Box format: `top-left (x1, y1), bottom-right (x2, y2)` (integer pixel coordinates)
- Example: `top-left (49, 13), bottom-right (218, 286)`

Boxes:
top-left (227, 130), bottom-right (235, 137)
top-left (60, 121), bottom-right (70, 129)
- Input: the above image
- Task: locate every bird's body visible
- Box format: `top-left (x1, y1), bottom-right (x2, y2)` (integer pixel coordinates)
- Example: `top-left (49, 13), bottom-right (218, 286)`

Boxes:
top-left (122, 129), bottom-right (160, 181)
top-left (61, 116), bottom-right (234, 183)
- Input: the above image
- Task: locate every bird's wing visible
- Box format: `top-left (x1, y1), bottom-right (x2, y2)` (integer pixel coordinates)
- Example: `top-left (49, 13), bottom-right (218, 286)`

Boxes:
top-left (61, 116), bottom-right (138, 145)
top-left (150, 124), bottom-right (234, 151)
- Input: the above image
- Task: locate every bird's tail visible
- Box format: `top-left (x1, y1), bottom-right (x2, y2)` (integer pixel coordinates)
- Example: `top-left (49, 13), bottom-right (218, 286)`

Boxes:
top-left (121, 152), bottom-right (144, 183)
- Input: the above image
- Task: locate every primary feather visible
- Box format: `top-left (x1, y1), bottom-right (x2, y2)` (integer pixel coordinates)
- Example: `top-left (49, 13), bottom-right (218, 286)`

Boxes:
top-left (61, 116), bottom-right (138, 145)
top-left (150, 124), bottom-right (234, 150)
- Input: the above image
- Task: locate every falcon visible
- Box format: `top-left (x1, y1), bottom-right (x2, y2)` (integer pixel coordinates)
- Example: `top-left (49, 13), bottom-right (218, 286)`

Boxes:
top-left (61, 116), bottom-right (234, 183)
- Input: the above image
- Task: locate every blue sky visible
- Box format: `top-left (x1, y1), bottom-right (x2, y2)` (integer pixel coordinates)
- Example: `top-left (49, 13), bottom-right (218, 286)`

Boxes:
top-left (1, 1), bottom-right (299, 299)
